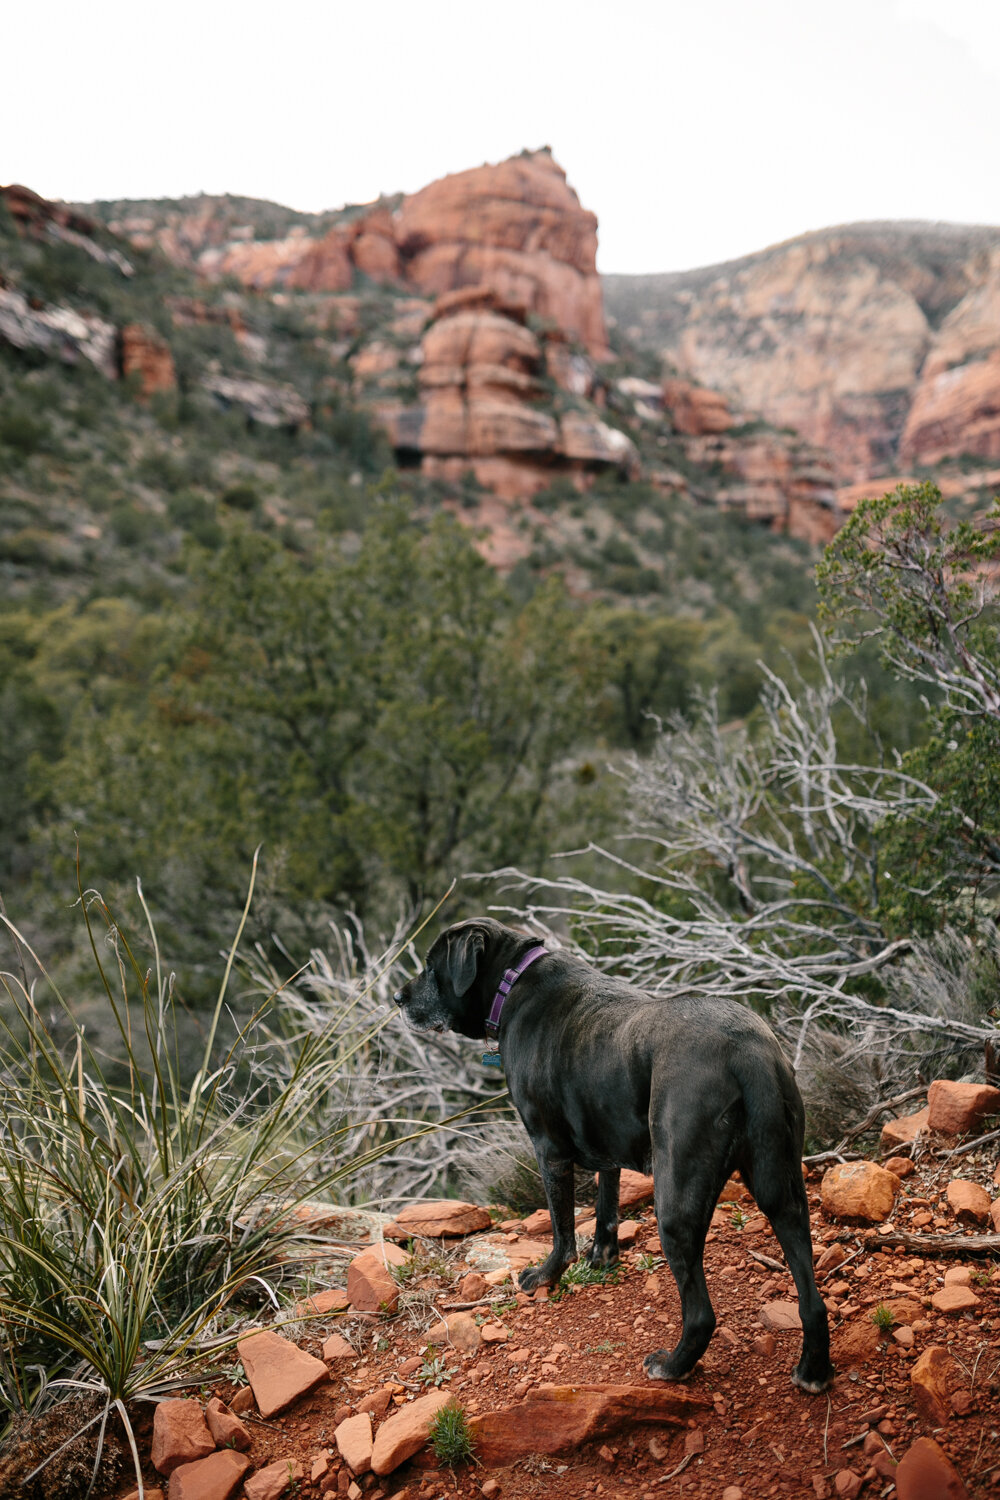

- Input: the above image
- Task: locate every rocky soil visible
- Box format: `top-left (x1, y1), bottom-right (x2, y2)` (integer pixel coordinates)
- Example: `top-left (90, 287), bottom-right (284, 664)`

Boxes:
top-left (40, 1081), bottom-right (995, 1500)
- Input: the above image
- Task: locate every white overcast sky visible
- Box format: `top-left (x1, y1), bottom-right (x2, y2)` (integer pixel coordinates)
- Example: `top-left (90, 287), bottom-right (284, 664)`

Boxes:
top-left (4, 0), bottom-right (998, 274)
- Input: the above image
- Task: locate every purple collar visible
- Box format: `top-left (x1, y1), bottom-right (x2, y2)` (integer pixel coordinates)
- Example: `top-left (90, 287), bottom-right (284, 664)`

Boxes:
top-left (485, 945), bottom-right (546, 1039)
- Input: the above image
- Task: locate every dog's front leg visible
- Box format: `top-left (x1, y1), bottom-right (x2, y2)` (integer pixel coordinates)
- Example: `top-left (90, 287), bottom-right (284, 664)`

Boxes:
top-left (587, 1168), bottom-right (621, 1268)
top-left (519, 1152), bottom-right (577, 1292)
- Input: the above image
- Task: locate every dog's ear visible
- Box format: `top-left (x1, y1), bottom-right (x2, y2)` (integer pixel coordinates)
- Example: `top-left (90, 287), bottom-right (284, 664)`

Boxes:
top-left (444, 924), bottom-right (486, 998)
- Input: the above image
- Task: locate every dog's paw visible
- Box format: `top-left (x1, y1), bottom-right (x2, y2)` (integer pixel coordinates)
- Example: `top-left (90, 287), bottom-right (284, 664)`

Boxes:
top-left (642, 1349), bottom-right (690, 1383)
top-left (791, 1363), bottom-right (835, 1395)
top-left (585, 1239), bottom-right (619, 1269)
top-left (518, 1265), bottom-right (552, 1293)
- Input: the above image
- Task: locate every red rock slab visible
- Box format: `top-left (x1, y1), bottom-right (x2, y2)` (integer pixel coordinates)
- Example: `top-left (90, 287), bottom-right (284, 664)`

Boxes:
top-left (930, 1285), bottom-right (980, 1315)
top-left (166, 1449), bottom-right (251, 1500)
top-left (244, 1458), bottom-right (305, 1500)
top-left (884, 1156), bottom-right (917, 1178)
top-left (347, 1251), bottom-right (400, 1313)
top-left (457, 1270), bottom-right (488, 1300)
top-left (467, 1383), bottom-right (710, 1465)
top-left (895, 1436), bottom-right (969, 1499)
top-left (911, 1345), bottom-right (962, 1427)
top-left (236, 1329), bottom-right (329, 1418)
top-left (815, 1243), bottom-right (847, 1273)
top-left (927, 1079), bottom-right (1000, 1135)
top-left (759, 1300), bottom-right (802, 1332)
top-left (357, 1386), bottom-right (395, 1420)
top-left (382, 1200), bottom-right (492, 1239)
top-left (228, 1386), bottom-right (254, 1415)
top-left (945, 1179), bottom-right (992, 1224)
top-left (426, 1311), bottom-right (481, 1352)
top-left (152, 1398), bottom-right (215, 1475)
top-left (521, 1208), bottom-right (553, 1236)
top-left (335, 1412), bottom-right (374, 1474)
top-left (880, 1108), bottom-right (930, 1150)
top-left (204, 1396), bottom-right (250, 1452)
top-left (322, 1332), bottom-right (355, 1361)
top-left (618, 1171), bottom-right (656, 1209)
top-left (821, 1161), bottom-right (900, 1223)
top-left (295, 1286), bottom-right (351, 1316)
top-left (370, 1388), bottom-right (453, 1475)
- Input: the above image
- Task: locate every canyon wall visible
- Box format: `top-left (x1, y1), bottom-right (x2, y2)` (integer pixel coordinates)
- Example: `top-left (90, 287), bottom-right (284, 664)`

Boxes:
top-left (604, 223), bottom-right (1000, 484)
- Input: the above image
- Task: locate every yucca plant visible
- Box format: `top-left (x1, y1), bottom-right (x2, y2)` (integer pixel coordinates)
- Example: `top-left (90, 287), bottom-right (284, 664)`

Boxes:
top-left (0, 857), bottom-right (452, 1494)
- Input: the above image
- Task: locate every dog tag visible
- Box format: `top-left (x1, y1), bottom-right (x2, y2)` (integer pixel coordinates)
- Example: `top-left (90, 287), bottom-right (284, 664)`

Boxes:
top-left (481, 1050), bottom-right (503, 1069)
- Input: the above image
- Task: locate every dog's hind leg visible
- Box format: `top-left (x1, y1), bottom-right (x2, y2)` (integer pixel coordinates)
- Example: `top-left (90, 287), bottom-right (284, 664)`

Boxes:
top-left (519, 1150), bottom-right (578, 1293)
top-left (739, 1083), bottom-right (833, 1393)
top-left (643, 1137), bottom-right (722, 1381)
top-left (587, 1168), bottom-right (621, 1268)
top-left (757, 1176), bottom-right (833, 1392)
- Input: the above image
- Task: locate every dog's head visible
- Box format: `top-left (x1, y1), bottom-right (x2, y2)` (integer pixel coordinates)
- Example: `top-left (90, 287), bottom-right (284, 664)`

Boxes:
top-left (393, 918), bottom-right (507, 1039)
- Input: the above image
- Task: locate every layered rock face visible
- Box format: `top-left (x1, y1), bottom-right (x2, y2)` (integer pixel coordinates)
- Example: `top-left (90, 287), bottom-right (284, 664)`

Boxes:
top-left (605, 223), bottom-right (1000, 483)
top-left (395, 151), bottom-right (608, 357)
top-left (899, 248), bottom-right (1000, 466)
top-left (378, 286), bottom-right (635, 500)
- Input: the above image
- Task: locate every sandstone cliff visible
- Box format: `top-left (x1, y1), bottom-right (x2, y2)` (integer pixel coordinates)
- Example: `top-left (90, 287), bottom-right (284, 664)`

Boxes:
top-left (605, 222), bottom-right (1000, 484)
top-left (395, 151), bottom-right (608, 357)
top-left (101, 151), bottom-right (607, 358)
top-left (375, 286), bottom-right (635, 501)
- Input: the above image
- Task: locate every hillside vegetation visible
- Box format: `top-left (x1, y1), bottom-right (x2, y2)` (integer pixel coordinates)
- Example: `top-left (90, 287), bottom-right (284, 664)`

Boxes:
top-left (1, 182), bottom-right (905, 1003)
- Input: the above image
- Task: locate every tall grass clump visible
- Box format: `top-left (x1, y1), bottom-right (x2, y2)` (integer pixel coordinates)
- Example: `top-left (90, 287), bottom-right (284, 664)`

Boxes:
top-left (0, 858), bottom-right (447, 1491)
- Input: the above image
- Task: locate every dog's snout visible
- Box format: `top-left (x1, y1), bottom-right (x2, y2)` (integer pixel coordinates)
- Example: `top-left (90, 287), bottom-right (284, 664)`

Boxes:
top-left (393, 988), bottom-right (404, 1005)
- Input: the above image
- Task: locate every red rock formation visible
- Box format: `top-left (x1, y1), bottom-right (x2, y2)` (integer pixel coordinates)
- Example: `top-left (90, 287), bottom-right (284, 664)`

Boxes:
top-left (607, 223), bottom-right (1000, 484)
top-left (662, 378), bottom-right (733, 435)
top-left (396, 150), bottom-right (608, 357)
top-left (900, 249), bottom-right (1000, 465)
top-left (682, 430), bottom-right (841, 543)
top-left (379, 286), bottom-right (634, 499)
top-left (284, 226), bottom-right (353, 292)
top-left (204, 229), bottom-right (330, 290)
top-left (350, 206), bottom-right (400, 281)
top-left (900, 352), bottom-right (1000, 466)
top-left (119, 323), bottom-right (176, 395)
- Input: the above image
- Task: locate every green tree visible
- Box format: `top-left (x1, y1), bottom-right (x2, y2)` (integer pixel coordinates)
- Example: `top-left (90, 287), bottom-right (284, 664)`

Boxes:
top-left (818, 482), bottom-right (1000, 931)
top-left (38, 500), bottom-right (604, 979)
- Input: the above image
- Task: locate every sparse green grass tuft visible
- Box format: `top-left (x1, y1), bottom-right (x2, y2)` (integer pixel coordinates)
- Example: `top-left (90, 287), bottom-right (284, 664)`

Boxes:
top-left (871, 1303), bottom-right (895, 1334)
top-left (633, 1251), bottom-right (662, 1272)
top-left (428, 1401), bottom-right (477, 1467)
top-left (550, 1257), bottom-right (624, 1300)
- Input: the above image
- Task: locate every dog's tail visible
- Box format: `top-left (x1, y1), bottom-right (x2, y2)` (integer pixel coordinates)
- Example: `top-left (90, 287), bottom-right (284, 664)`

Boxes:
top-left (736, 1043), bottom-right (808, 1217)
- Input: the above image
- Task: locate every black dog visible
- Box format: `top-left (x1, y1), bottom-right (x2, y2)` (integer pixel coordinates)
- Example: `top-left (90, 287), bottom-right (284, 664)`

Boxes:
top-left (394, 917), bottom-right (833, 1392)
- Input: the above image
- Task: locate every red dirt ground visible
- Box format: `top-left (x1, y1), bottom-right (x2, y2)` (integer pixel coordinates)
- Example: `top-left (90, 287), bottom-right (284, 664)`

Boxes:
top-left (106, 1148), bottom-right (1000, 1500)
